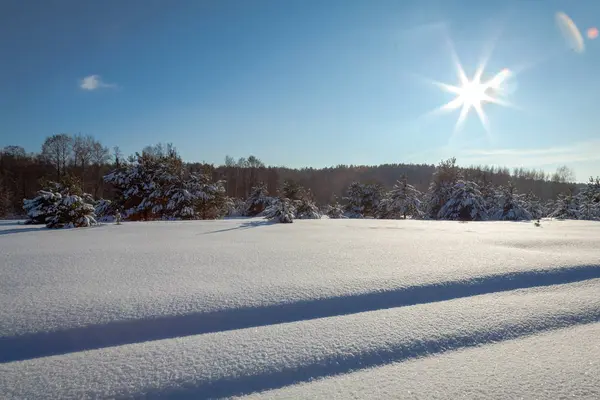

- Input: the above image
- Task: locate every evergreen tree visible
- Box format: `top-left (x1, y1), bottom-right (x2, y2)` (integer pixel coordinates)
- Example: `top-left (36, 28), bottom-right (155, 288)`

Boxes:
top-left (94, 199), bottom-right (116, 222)
top-left (343, 182), bottom-right (384, 218)
top-left (244, 182), bottom-right (270, 216)
top-left (226, 198), bottom-right (246, 217)
top-left (577, 177), bottom-right (600, 220)
top-left (523, 191), bottom-right (545, 220)
top-left (439, 180), bottom-right (488, 221)
top-left (325, 196), bottom-right (345, 219)
top-left (295, 189), bottom-right (321, 219)
top-left (343, 182), bottom-right (365, 218)
top-left (549, 192), bottom-right (580, 219)
top-left (263, 197), bottom-right (295, 223)
top-left (379, 176), bottom-right (422, 219)
top-left (46, 194), bottom-right (97, 229)
top-left (23, 190), bottom-right (61, 224)
top-left (281, 179), bottom-right (303, 201)
top-left (425, 158), bottom-right (462, 219)
top-left (492, 183), bottom-right (532, 221)
top-left (194, 177), bottom-right (228, 219)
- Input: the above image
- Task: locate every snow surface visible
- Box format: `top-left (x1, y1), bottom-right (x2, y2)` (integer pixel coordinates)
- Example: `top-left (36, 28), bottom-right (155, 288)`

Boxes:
top-left (1, 218), bottom-right (600, 398)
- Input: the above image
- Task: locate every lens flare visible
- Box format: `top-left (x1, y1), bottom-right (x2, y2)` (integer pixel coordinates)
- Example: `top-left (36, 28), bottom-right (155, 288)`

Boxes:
top-left (587, 27), bottom-right (599, 40)
top-left (556, 12), bottom-right (585, 53)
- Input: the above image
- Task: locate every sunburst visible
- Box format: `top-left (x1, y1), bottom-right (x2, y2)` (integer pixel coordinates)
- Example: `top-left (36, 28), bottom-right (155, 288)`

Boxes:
top-left (433, 64), bottom-right (512, 133)
top-left (423, 37), bottom-right (515, 139)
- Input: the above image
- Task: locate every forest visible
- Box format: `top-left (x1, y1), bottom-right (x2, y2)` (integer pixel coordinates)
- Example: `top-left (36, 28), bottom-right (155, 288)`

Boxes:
top-left (1, 133), bottom-right (598, 225)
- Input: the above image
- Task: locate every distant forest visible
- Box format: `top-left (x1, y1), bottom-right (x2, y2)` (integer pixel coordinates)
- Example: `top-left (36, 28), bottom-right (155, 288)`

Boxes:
top-left (0, 133), bottom-right (584, 217)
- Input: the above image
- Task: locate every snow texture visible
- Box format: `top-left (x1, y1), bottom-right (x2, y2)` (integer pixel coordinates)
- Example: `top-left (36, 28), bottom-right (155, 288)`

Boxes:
top-left (1, 218), bottom-right (600, 399)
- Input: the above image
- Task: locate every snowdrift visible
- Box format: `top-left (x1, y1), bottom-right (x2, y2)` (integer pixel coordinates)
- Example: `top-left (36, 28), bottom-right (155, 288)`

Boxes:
top-left (1, 218), bottom-right (599, 399)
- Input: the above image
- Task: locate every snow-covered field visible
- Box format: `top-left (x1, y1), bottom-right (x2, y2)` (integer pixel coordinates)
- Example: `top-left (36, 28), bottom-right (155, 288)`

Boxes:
top-left (1, 218), bottom-right (599, 399)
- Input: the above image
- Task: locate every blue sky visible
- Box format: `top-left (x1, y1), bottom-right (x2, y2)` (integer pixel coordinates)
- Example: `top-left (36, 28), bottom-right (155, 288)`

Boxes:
top-left (1, 0), bottom-right (600, 181)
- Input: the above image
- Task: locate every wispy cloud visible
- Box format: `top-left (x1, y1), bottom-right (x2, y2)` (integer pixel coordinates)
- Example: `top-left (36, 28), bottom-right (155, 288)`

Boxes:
top-left (79, 75), bottom-right (117, 91)
top-left (458, 139), bottom-right (600, 168)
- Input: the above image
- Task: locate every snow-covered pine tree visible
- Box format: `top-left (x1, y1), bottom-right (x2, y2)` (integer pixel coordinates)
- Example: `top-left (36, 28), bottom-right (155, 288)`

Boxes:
top-left (577, 177), bottom-right (600, 220)
top-left (325, 196), bottom-right (345, 219)
top-left (379, 176), bottom-right (422, 219)
top-left (94, 199), bottom-right (116, 222)
top-left (343, 182), bottom-right (365, 218)
top-left (549, 192), bottom-right (580, 220)
top-left (23, 190), bottom-right (61, 224)
top-left (439, 180), bottom-right (488, 221)
top-left (263, 197), bottom-right (295, 223)
top-left (543, 199), bottom-right (555, 218)
top-left (104, 148), bottom-right (186, 220)
top-left (492, 183), bottom-right (532, 221)
top-left (425, 158), bottom-right (462, 219)
top-left (46, 194), bottom-right (97, 229)
top-left (244, 182), bottom-right (270, 216)
top-left (281, 180), bottom-right (303, 201)
top-left (195, 177), bottom-right (228, 219)
top-left (343, 181), bottom-right (384, 218)
top-left (104, 153), bottom-right (160, 220)
top-left (225, 198), bottom-right (246, 217)
top-left (523, 191), bottom-right (545, 220)
top-left (291, 188), bottom-right (320, 219)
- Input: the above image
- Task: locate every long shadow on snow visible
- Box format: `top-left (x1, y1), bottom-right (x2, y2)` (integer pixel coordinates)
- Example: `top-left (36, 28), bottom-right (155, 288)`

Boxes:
top-left (201, 219), bottom-right (276, 234)
top-left (1, 264), bottom-right (600, 363)
top-left (144, 314), bottom-right (600, 399)
top-left (0, 226), bottom-right (49, 236)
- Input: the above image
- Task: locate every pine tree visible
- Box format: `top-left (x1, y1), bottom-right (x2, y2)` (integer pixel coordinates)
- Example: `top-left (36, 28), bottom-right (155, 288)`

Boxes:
top-left (523, 191), bottom-right (545, 220)
top-left (325, 196), bottom-right (345, 219)
top-left (343, 182), bottom-right (384, 218)
top-left (379, 176), bottom-right (422, 219)
top-left (425, 158), bottom-right (462, 219)
top-left (263, 197), bottom-right (295, 223)
top-left (281, 180), bottom-right (303, 201)
top-left (94, 199), bottom-right (116, 222)
top-left (549, 192), bottom-right (580, 219)
top-left (46, 194), bottom-right (97, 229)
top-left (295, 189), bottom-right (321, 219)
top-left (492, 183), bottom-right (532, 221)
top-left (439, 180), bottom-right (488, 221)
top-left (577, 177), bottom-right (600, 220)
top-left (23, 190), bottom-right (61, 225)
top-left (244, 182), bottom-right (270, 216)
top-left (343, 182), bottom-right (365, 218)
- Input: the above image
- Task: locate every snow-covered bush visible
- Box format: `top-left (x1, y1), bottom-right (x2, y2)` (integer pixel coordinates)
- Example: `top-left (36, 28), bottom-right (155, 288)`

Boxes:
top-left (23, 190), bottom-right (61, 225)
top-left (46, 194), bottom-right (97, 229)
top-left (492, 184), bottom-right (532, 221)
top-left (439, 180), bottom-right (488, 221)
top-left (263, 197), bottom-right (295, 223)
top-left (379, 177), bottom-right (422, 219)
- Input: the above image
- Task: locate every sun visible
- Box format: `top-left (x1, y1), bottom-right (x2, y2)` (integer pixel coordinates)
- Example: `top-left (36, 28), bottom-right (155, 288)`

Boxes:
top-left (432, 63), bottom-right (513, 134)
top-left (421, 36), bottom-right (515, 139)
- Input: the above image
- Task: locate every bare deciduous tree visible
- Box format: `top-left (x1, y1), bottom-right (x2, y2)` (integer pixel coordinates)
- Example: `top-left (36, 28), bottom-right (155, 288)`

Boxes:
top-left (41, 134), bottom-right (73, 181)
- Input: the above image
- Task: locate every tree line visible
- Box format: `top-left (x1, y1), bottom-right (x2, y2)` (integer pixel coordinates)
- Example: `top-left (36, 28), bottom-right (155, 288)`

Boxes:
top-left (0, 133), bottom-right (586, 218)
